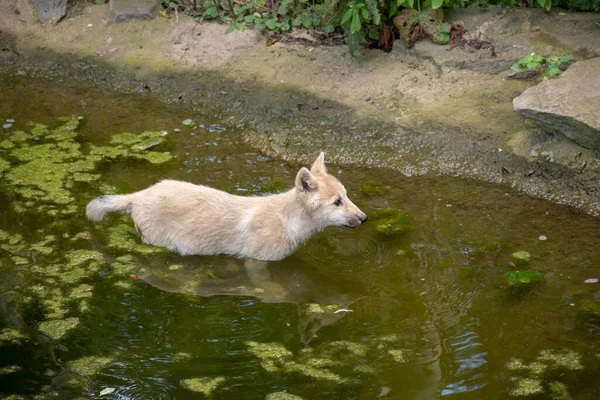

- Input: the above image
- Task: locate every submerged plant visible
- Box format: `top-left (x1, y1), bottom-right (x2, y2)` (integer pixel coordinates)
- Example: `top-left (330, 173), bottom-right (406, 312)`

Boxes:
top-left (503, 264), bottom-right (542, 286)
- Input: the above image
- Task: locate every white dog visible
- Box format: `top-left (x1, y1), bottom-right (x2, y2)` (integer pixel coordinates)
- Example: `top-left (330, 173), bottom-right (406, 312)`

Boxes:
top-left (87, 153), bottom-right (367, 261)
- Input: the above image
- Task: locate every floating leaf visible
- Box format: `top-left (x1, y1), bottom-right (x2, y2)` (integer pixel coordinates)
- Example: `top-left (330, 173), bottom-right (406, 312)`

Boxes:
top-left (504, 270), bottom-right (542, 285)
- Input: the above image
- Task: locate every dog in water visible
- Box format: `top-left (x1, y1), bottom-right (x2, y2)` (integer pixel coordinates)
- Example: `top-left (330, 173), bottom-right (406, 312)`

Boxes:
top-left (86, 153), bottom-right (367, 261)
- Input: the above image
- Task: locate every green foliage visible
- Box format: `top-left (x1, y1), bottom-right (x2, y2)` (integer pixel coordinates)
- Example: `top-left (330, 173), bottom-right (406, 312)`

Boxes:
top-left (159, 0), bottom-right (595, 57)
top-left (503, 269), bottom-right (542, 285)
top-left (511, 53), bottom-right (572, 79)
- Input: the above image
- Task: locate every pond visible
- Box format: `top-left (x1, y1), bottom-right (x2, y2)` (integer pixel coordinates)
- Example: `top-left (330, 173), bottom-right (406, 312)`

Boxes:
top-left (1, 76), bottom-right (599, 400)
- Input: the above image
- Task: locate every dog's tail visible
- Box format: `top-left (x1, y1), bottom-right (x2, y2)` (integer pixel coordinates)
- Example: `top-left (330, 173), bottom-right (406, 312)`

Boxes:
top-left (86, 194), bottom-right (134, 222)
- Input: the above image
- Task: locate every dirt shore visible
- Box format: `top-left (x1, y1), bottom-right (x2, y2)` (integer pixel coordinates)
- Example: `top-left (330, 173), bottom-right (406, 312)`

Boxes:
top-left (1, 2), bottom-right (599, 214)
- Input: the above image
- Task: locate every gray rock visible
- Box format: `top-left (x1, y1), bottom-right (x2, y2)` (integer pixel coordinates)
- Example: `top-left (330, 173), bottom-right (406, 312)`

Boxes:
top-left (513, 58), bottom-right (600, 152)
top-left (107, 0), bottom-right (161, 23)
top-left (28, 0), bottom-right (68, 24)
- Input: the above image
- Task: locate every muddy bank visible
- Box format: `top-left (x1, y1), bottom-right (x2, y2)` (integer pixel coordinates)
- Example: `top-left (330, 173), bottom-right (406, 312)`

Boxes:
top-left (1, 2), bottom-right (599, 214)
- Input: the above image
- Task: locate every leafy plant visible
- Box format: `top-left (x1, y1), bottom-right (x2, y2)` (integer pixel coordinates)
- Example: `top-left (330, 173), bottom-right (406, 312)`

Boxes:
top-left (504, 269), bottom-right (542, 285)
top-left (511, 53), bottom-right (572, 79)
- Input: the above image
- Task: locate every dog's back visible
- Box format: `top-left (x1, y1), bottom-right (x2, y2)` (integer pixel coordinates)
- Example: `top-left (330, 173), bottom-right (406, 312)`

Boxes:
top-left (86, 153), bottom-right (367, 260)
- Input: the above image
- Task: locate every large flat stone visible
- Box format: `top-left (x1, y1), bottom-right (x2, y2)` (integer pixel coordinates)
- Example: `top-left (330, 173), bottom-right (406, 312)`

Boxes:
top-left (29, 0), bottom-right (68, 24)
top-left (513, 58), bottom-right (600, 152)
top-left (107, 0), bottom-right (161, 23)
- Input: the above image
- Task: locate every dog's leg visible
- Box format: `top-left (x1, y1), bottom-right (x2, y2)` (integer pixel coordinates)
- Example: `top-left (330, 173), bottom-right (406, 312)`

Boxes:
top-left (244, 259), bottom-right (287, 300)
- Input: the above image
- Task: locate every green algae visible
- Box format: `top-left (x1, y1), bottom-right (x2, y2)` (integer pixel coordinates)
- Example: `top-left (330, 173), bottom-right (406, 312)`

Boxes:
top-left (0, 328), bottom-right (29, 346)
top-left (173, 352), bottom-right (193, 362)
top-left (0, 156), bottom-right (9, 173)
top-left (579, 299), bottom-right (600, 317)
top-left (325, 340), bottom-right (368, 357)
top-left (361, 180), bottom-right (388, 196)
top-left (0, 365), bottom-right (22, 375)
top-left (373, 208), bottom-right (410, 236)
top-left (388, 349), bottom-right (407, 363)
top-left (180, 377), bottom-right (225, 396)
top-left (107, 223), bottom-right (165, 255)
top-left (69, 356), bottom-right (114, 377)
top-left (512, 251), bottom-right (532, 262)
top-left (69, 284), bottom-right (93, 299)
top-left (37, 317), bottom-right (79, 340)
top-left (549, 381), bottom-right (572, 400)
top-left (506, 349), bottom-right (584, 397)
top-left (265, 392), bottom-right (303, 400)
top-left (509, 377), bottom-right (544, 396)
top-left (90, 131), bottom-right (172, 164)
top-left (0, 117), bottom-right (173, 218)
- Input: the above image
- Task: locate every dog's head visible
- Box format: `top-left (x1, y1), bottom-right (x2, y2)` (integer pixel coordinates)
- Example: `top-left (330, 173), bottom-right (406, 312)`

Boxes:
top-left (295, 152), bottom-right (367, 229)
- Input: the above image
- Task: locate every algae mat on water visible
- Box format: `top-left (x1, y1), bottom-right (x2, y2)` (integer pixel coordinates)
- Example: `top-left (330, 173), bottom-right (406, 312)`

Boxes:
top-left (0, 117), bottom-right (174, 381)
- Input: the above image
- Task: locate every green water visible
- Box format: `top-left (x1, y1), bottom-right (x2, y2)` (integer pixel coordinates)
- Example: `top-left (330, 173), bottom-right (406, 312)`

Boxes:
top-left (1, 77), bottom-right (599, 400)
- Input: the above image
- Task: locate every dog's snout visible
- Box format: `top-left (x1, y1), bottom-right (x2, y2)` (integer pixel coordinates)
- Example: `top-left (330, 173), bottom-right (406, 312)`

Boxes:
top-left (360, 215), bottom-right (368, 223)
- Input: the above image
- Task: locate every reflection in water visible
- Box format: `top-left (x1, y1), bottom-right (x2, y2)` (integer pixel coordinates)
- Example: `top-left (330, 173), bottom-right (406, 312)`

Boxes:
top-left (441, 318), bottom-right (487, 396)
top-left (140, 257), bottom-right (363, 344)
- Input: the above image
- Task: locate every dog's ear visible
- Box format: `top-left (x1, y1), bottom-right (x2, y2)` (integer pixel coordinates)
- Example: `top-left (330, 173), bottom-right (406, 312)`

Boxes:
top-left (310, 152), bottom-right (327, 175)
top-left (295, 167), bottom-right (318, 193)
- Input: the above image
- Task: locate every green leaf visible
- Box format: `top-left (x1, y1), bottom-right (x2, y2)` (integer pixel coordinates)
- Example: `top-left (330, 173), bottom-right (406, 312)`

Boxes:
top-left (280, 21), bottom-right (291, 31)
top-left (504, 270), bottom-right (542, 285)
top-left (244, 15), bottom-right (255, 23)
top-left (558, 55), bottom-right (571, 63)
top-left (265, 19), bottom-right (277, 30)
top-left (547, 66), bottom-right (561, 77)
top-left (389, 2), bottom-right (398, 18)
top-left (348, 31), bottom-right (365, 57)
top-left (365, 0), bottom-right (381, 25)
top-left (204, 6), bottom-right (218, 18)
top-left (511, 63), bottom-right (529, 73)
top-left (432, 0), bottom-right (444, 8)
top-left (225, 25), bottom-right (234, 34)
top-left (341, 9), bottom-right (354, 25)
top-left (526, 62), bottom-right (539, 69)
top-left (350, 11), bottom-right (362, 33)
top-left (407, 0), bottom-right (415, 8)
top-left (325, 24), bottom-right (335, 33)
top-left (300, 12), bottom-right (313, 28)
top-left (549, 55), bottom-right (558, 63)
top-left (360, 7), bottom-right (370, 20)
top-left (368, 27), bottom-right (380, 40)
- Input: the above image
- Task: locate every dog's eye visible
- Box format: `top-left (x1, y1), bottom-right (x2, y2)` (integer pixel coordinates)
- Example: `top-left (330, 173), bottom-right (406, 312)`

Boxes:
top-left (334, 198), bottom-right (342, 206)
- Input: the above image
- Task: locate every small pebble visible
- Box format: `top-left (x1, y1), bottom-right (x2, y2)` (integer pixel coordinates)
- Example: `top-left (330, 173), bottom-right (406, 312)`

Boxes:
top-left (77, 116), bottom-right (84, 120)
top-left (183, 119), bottom-right (192, 125)
top-left (87, 23), bottom-right (93, 27)
top-left (160, 130), bottom-right (168, 136)
top-left (174, 128), bottom-right (181, 132)
top-left (584, 278), bottom-right (598, 284)
top-left (569, 303), bottom-right (575, 307)
top-left (6, 119), bottom-right (15, 123)
top-left (3, 124), bottom-right (12, 129)
top-left (538, 235), bottom-right (547, 241)
top-left (446, 204), bottom-right (452, 207)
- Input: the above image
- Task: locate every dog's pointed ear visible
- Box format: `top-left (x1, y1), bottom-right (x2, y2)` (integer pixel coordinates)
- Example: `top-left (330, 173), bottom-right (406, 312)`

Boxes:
top-left (310, 152), bottom-right (327, 175)
top-left (295, 167), bottom-right (318, 193)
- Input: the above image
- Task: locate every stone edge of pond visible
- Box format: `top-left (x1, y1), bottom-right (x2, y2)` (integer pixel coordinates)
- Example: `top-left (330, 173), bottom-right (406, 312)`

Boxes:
top-left (1, 48), bottom-right (599, 216)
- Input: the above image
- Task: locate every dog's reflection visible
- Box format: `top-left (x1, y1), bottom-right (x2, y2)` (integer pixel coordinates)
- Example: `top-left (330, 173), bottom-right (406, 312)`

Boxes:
top-left (140, 257), bottom-right (362, 343)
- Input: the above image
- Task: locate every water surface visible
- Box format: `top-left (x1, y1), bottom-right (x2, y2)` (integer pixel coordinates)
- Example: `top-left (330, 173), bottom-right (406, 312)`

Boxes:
top-left (0, 77), bottom-right (599, 399)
